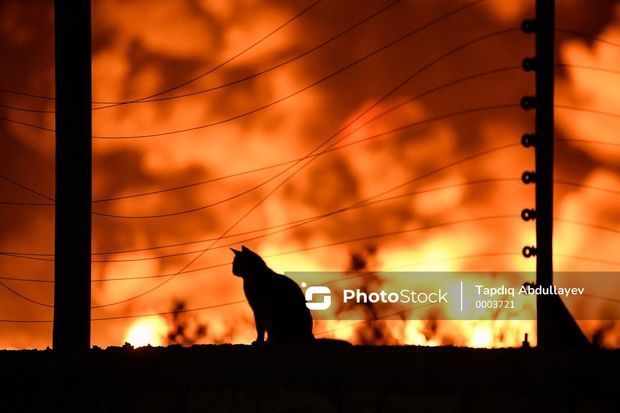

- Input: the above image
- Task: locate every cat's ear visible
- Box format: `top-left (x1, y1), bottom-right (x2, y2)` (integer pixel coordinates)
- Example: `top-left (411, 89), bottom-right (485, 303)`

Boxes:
top-left (230, 248), bottom-right (242, 256)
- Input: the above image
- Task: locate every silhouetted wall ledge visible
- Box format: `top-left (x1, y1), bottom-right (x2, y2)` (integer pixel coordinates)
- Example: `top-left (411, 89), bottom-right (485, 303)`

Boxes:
top-left (1, 345), bottom-right (618, 412)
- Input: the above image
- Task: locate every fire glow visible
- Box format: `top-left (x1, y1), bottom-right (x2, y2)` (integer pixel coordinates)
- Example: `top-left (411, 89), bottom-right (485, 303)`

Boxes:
top-left (124, 317), bottom-right (167, 348)
top-left (0, 0), bottom-right (618, 349)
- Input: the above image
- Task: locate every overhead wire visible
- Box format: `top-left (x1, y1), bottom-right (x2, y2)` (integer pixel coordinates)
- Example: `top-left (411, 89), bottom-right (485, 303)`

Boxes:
top-left (2, 214), bottom-right (521, 308)
top-left (92, 0), bottom-right (404, 108)
top-left (8, 29), bottom-right (620, 138)
top-left (0, 65), bottom-right (523, 209)
top-left (0, 174), bottom-right (54, 201)
top-left (90, 64), bottom-right (522, 204)
top-left (2, 141), bottom-right (529, 260)
top-left (0, 137), bottom-right (616, 212)
top-left (5, 209), bottom-right (619, 265)
top-left (0, 0), bottom-right (325, 106)
top-left (93, 5), bottom-right (504, 139)
top-left (91, 103), bottom-right (521, 219)
top-left (3, 3), bottom-right (620, 326)
top-left (67, 14), bottom-right (526, 306)
top-left (1, 25), bottom-right (618, 115)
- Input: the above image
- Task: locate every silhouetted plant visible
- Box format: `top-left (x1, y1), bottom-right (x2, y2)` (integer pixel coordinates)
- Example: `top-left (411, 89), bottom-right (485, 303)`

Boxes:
top-left (165, 299), bottom-right (208, 346)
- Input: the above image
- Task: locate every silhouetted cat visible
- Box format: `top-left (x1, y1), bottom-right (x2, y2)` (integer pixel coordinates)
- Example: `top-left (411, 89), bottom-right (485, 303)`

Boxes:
top-left (231, 246), bottom-right (314, 345)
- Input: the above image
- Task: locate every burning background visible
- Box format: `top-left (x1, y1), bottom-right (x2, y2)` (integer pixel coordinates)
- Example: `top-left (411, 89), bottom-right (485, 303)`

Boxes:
top-left (0, 0), bottom-right (619, 349)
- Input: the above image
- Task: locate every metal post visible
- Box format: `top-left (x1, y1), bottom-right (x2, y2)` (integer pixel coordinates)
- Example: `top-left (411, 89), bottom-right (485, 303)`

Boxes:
top-left (53, 0), bottom-right (92, 351)
top-left (523, 1), bottom-right (587, 348)
top-left (534, 0), bottom-right (555, 349)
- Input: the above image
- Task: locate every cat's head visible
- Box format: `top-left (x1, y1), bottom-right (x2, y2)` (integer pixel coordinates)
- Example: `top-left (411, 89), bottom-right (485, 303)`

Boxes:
top-left (230, 246), bottom-right (268, 278)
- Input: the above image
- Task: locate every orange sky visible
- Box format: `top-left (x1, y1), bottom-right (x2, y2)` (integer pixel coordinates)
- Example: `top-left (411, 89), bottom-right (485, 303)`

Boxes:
top-left (0, 0), bottom-right (619, 349)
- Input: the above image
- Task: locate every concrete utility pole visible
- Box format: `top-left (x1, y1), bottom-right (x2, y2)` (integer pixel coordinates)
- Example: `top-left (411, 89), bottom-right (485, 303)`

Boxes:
top-left (53, 0), bottom-right (92, 351)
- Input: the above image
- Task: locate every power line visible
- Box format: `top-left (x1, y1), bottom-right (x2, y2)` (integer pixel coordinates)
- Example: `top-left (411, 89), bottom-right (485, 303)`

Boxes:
top-left (0, 275), bottom-right (52, 284)
top-left (0, 28), bottom-right (520, 139)
top-left (87, 25), bottom-right (519, 139)
top-left (0, 87), bottom-right (53, 101)
top-left (67, 25), bottom-right (530, 308)
top-left (88, 179), bottom-right (614, 256)
top-left (555, 218), bottom-right (619, 234)
top-left (87, 107), bottom-right (522, 305)
top-left (1, 214), bottom-right (520, 309)
top-left (0, 253), bottom-right (53, 262)
top-left (0, 0), bottom-right (473, 112)
top-left (91, 32), bottom-right (520, 138)
top-left (7, 19), bottom-right (616, 312)
top-left (382, 252), bottom-right (521, 271)
top-left (0, 200), bottom-right (53, 206)
top-left (0, 103), bottom-right (54, 114)
top-left (1, 142), bottom-right (525, 261)
top-left (555, 179), bottom-right (620, 195)
top-left (0, 18), bottom-right (617, 116)
top-left (0, 178), bottom-right (521, 263)
top-left (0, 139), bottom-right (620, 216)
top-left (91, 65), bottom-right (522, 203)
top-left (60, 262), bottom-right (233, 283)
top-left (1, 135), bottom-right (614, 211)
top-left (0, 0), bottom-right (483, 129)
top-left (556, 138), bottom-right (620, 148)
top-left (1, 66), bottom-right (519, 209)
top-left (6, 211), bottom-right (618, 266)
top-left (383, 253), bottom-right (620, 272)
top-left (92, 0), bottom-right (325, 106)
top-left (92, 0), bottom-right (404, 109)
top-left (0, 251), bottom-right (52, 257)
top-left (0, 254), bottom-right (524, 285)
top-left (0, 0), bottom-right (324, 105)
top-left (558, 63), bottom-right (620, 78)
top-left (91, 30), bottom-right (524, 212)
top-left (3, 62), bottom-right (619, 116)
top-left (1, 146), bottom-right (617, 261)
top-left (3, 285), bottom-right (619, 324)
top-left (0, 116), bottom-right (54, 133)
top-left (0, 174), bottom-right (54, 201)
top-left (92, 300), bottom-right (247, 321)
top-left (8, 136), bottom-right (618, 261)
top-left (4, 209), bottom-right (618, 265)
top-left (87, 214), bottom-right (518, 309)
top-left (555, 254), bottom-right (620, 267)
top-left (2, 251), bottom-right (620, 288)
top-left (0, 299), bottom-right (247, 323)
top-left (1, 24), bottom-right (612, 110)
top-left (176, 61), bottom-right (620, 123)
top-left (91, 104), bottom-right (520, 219)
top-left (0, 280), bottom-right (53, 307)
top-left (556, 28), bottom-right (620, 49)
top-left (313, 253), bottom-right (523, 286)
top-left (582, 293), bottom-right (620, 306)
top-left (85, 137), bottom-right (620, 205)
top-left (3, 6), bottom-right (620, 328)
top-left (90, 178), bottom-right (522, 262)
top-left (0, 139), bottom-right (615, 212)
top-left (556, 105), bottom-right (620, 120)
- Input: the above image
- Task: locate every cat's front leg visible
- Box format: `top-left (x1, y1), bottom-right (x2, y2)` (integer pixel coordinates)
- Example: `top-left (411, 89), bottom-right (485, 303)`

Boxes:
top-left (252, 313), bottom-right (265, 346)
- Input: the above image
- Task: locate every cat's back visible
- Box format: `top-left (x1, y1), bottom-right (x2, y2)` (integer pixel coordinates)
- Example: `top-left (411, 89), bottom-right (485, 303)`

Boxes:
top-left (270, 271), bottom-right (306, 304)
top-left (242, 270), bottom-right (300, 301)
